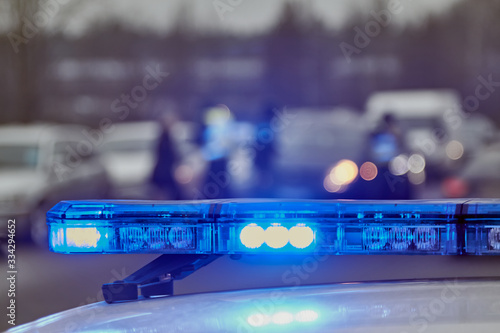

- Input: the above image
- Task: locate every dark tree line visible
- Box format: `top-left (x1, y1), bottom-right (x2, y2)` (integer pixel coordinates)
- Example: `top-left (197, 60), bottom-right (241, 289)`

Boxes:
top-left (1, 0), bottom-right (500, 125)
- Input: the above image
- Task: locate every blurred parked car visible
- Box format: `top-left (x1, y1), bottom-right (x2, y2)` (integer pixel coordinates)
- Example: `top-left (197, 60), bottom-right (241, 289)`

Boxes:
top-left (443, 141), bottom-right (500, 198)
top-left (274, 108), bottom-right (369, 198)
top-left (448, 113), bottom-right (497, 164)
top-left (365, 89), bottom-right (463, 178)
top-left (97, 120), bottom-right (216, 200)
top-left (0, 123), bottom-right (109, 245)
top-left (98, 121), bottom-right (161, 199)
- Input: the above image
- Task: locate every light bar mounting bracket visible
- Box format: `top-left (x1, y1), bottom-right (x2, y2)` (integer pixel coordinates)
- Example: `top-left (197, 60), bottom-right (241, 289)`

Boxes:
top-left (102, 254), bottom-right (220, 303)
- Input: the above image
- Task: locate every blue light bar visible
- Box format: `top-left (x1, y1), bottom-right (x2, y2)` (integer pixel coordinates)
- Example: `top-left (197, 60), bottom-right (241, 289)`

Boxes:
top-left (47, 199), bottom-right (500, 255)
top-left (47, 200), bottom-right (214, 254)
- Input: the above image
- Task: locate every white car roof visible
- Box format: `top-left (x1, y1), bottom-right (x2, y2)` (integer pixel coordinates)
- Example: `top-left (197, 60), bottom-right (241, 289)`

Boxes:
top-left (10, 279), bottom-right (500, 332)
top-left (365, 89), bottom-right (461, 120)
top-left (100, 121), bottom-right (161, 143)
top-left (0, 123), bottom-right (87, 145)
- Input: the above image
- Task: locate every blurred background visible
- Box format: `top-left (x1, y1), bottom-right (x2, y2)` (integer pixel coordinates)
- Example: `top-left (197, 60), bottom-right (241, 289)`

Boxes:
top-left (2, 0), bottom-right (500, 329)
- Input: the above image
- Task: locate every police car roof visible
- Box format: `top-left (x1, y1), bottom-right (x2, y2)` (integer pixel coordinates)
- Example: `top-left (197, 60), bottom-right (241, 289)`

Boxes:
top-left (9, 279), bottom-right (500, 333)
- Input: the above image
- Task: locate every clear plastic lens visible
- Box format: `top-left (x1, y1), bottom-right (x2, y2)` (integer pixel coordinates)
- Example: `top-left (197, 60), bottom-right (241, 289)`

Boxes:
top-left (218, 222), bottom-right (454, 254)
top-left (466, 225), bottom-right (500, 254)
top-left (488, 228), bottom-right (500, 250)
top-left (168, 227), bottom-right (195, 249)
top-left (415, 227), bottom-right (439, 250)
top-left (363, 227), bottom-right (439, 252)
top-left (119, 226), bottom-right (197, 252)
top-left (363, 227), bottom-right (411, 251)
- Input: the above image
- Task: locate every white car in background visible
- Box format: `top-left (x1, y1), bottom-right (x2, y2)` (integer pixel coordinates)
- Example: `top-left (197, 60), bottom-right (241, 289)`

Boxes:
top-left (0, 123), bottom-right (109, 245)
top-left (274, 108), bottom-right (368, 198)
top-left (448, 113), bottom-right (497, 163)
top-left (443, 141), bottom-right (500, 198)
top-left (97, 120), bottom-right (207, 199)
top-left (97, 121), bottom-right (161, 199)
top-left (365, 89), bottom-right (463, 177)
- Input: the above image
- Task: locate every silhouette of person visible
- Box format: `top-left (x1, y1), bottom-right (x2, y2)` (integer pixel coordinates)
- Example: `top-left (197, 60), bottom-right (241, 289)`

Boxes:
top-left (200, 105), bottom-right (234, 199)
top-left (151, 113), bottom-right (180, 200)
top-left (253, 102), bottom-right (277, 196)
top-left (368, 112), bottom-right (410, 199)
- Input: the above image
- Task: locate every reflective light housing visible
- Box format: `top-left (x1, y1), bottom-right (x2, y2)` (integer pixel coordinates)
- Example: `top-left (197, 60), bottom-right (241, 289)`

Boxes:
top-left (463, 199), bottom-right (500, 255)
top-left (214, 200), bottom-right (459, 255)
top-left (47, 199), bottom-right (500, 255)
top-left (47, 200), bottom-right (213, 254)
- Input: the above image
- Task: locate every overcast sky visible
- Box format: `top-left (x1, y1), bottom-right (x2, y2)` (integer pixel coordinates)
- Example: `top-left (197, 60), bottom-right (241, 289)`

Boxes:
top-left (1, 0), bottom-right (462, 36)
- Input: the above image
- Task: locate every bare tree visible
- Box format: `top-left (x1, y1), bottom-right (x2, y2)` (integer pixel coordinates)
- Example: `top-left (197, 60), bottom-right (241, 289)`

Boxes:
top-left (6, 0), bottom-right (44, 122)
top-left (5, 0), bottom-right (82, 122)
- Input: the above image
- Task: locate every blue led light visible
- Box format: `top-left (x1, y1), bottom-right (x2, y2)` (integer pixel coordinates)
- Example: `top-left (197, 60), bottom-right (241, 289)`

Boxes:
top-left (50, 226), bottom-right (109, 253)
top-left (264, 224), bottom-right (289, 249)
top-left (66, 227), bottom-right (102, 248)
top-left (238, 223), bottom-right (315, 250)
top-left (240, 224), bottom-right (265, 249)
top-left (289, 225), bottom-right (314, 249)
